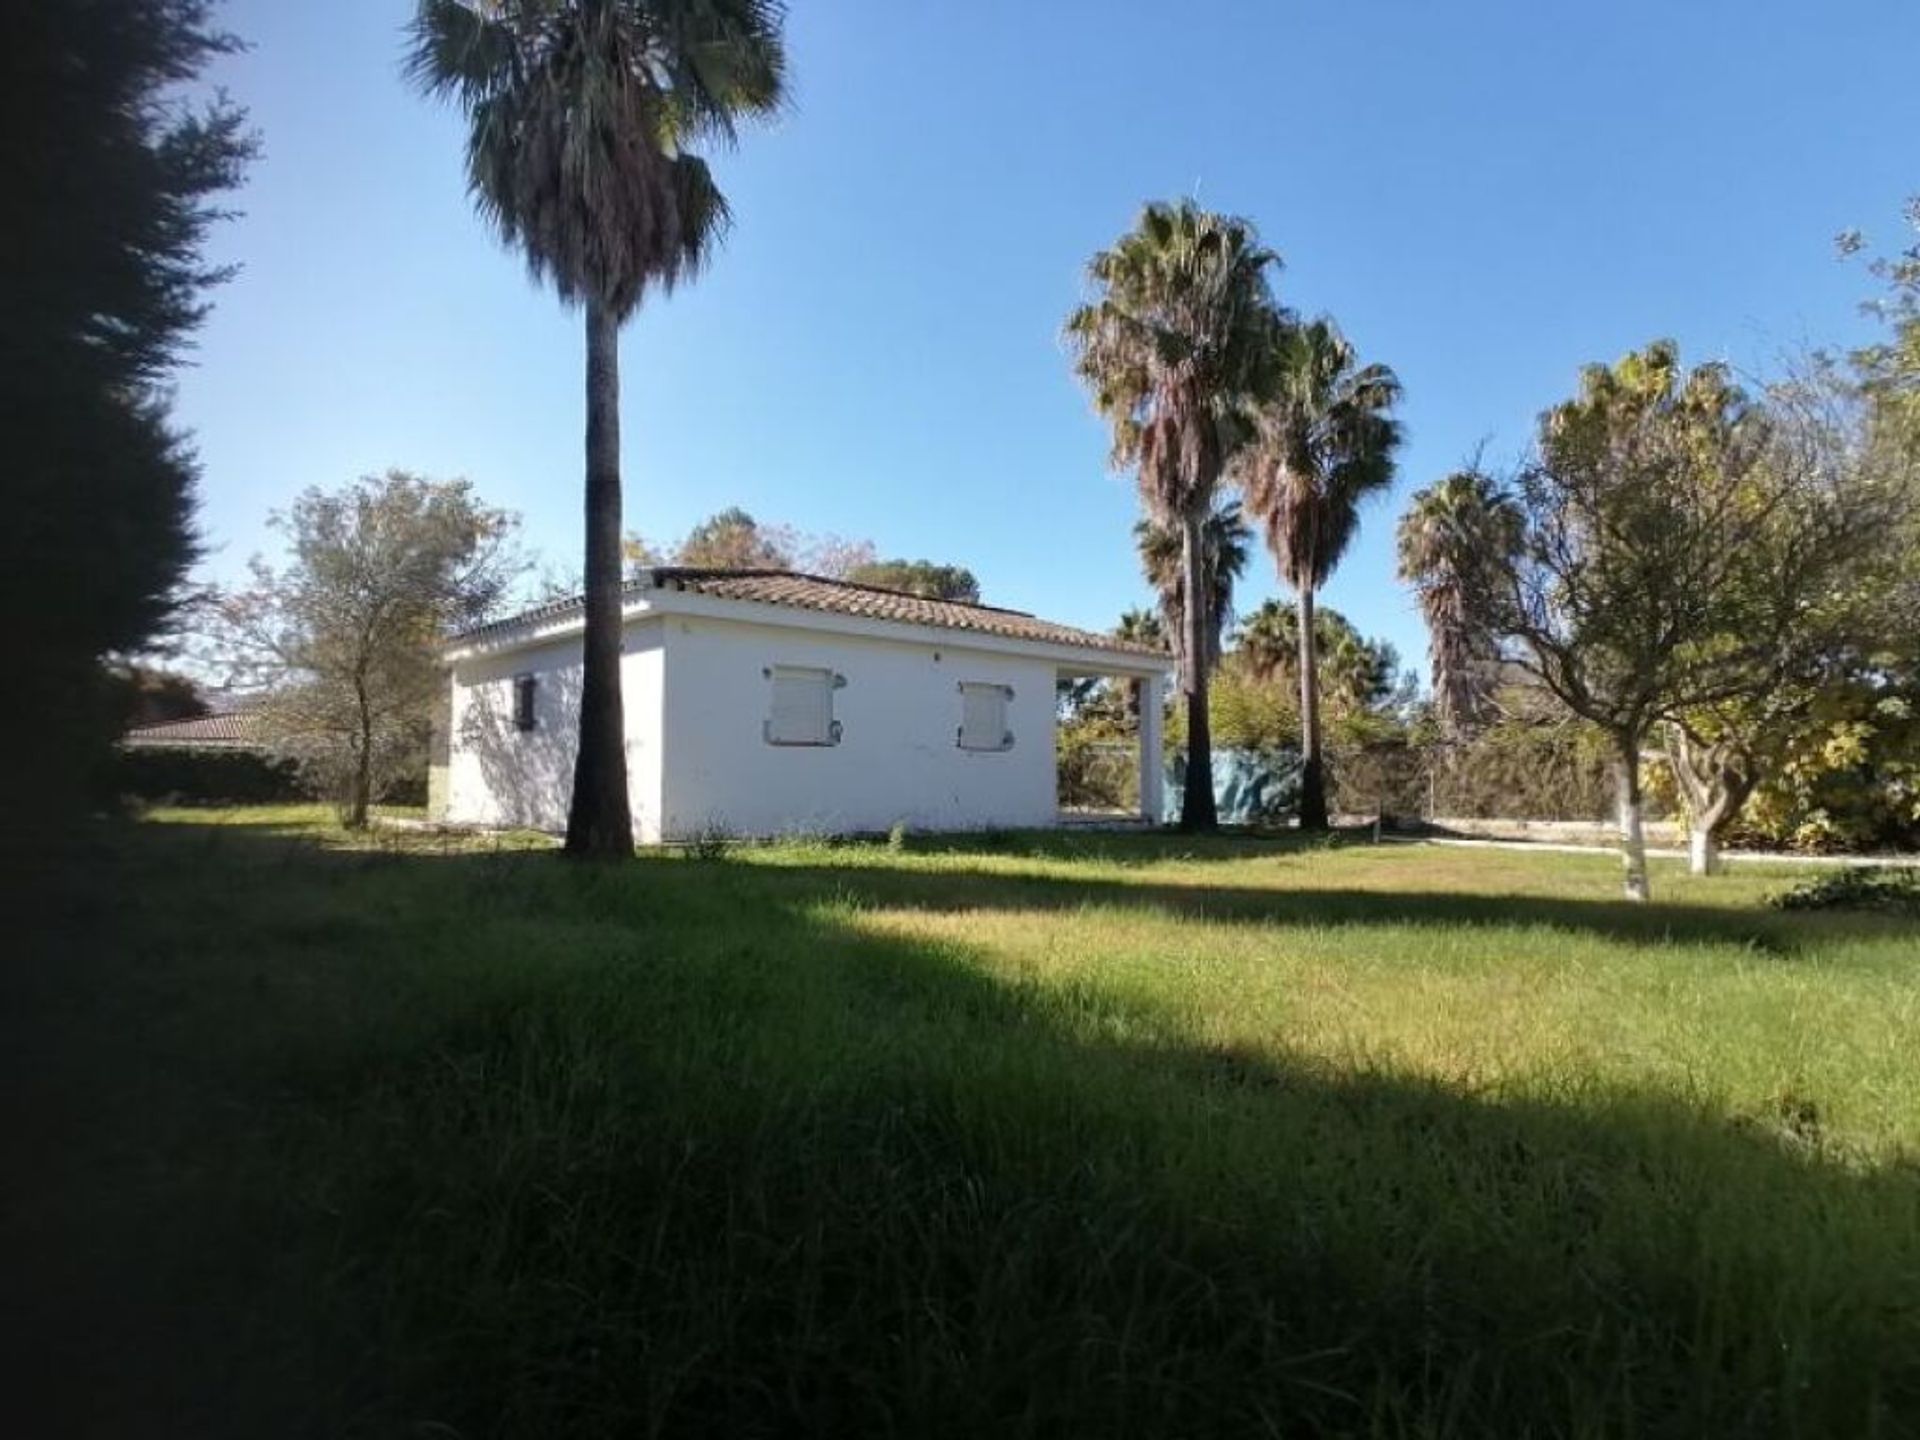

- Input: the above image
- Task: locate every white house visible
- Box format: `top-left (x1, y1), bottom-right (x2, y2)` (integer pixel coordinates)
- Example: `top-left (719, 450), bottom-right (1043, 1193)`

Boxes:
top-left (437, 567), bottom-right (1171, 842)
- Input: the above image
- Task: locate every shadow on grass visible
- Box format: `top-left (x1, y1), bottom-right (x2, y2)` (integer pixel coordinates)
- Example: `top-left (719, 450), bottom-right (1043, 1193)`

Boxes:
top-left (4, 816), bottom-right (1918, 1438)
top-left (899, 824), bottom-right (1373, 865)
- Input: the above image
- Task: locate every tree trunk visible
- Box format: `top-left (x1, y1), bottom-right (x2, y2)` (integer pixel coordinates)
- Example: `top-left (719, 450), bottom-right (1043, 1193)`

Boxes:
top-left (1178, 509), bottom-right (1217, 832)
top-left (1664, 723), bottom-right (1758, 877)
top-left (1296, 586), bottom-right (1329, 832)
top-left (344, 685), bottom-right (372, 829)
top-left (564, 297), bottom-right (634, 859)
top-left (1613, 739), bottom-right (1650, 903)
top-left (1688, 826), bottom-right (1720, 877)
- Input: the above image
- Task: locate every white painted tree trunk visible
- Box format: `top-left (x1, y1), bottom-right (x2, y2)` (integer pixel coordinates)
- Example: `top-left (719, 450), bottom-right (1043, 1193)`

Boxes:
top-left (1615, 748), bottom-right (1651, 903)
top-left (1663, 724), bottom-right (1752, 882)
top-left (1689, 825), bottom-right (1721, 877)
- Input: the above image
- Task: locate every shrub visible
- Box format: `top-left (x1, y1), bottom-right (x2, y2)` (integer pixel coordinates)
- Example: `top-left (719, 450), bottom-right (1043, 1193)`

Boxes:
top-left (684, 823), bottom-right (734, 862)
top-left (113, 746), bottom-right (306, 806)
top-left (1770, 867), bottom-right (1920, 916)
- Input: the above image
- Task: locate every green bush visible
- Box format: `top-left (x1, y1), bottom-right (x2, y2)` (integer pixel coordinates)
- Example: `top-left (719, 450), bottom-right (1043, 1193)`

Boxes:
top-left (1770, 867), bottom-right (1920, 916)
top-left (113, 746), bottom-right (307, 806)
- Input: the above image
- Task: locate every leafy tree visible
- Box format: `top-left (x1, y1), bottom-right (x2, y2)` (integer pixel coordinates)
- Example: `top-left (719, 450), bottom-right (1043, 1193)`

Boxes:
top-left (1656, 375), bottom-right (1912, 871)
top-left (624, 512), bottom-right (881, 580)
top-left (4, 0), bottom-right (253, 819)
top-left (1396, 469), bottom-right (1517, 735)
top-left (1409, 342), bottom-right (1871, 899)
top-left (210, 473), bottom-right (519, 828)
top-left (673, 506), bottom-right (793, 569)
top-left (1839, 196), bottom-right (1920, 446)
top-left (1066, 201), bottom-right (1279, 830)
top-left (1237, 317), bottom-right (1404, 831)
top-left (843, 559), bottom-right (981, 603)
top-left (1733, 674), bottom-right (1920, 851)
top-left (409, 0), bottom-right (787, 859)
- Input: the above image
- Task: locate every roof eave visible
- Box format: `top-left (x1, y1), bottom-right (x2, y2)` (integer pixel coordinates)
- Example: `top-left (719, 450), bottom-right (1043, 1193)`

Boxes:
top-left (445, 585), bottom-right (1170, 673)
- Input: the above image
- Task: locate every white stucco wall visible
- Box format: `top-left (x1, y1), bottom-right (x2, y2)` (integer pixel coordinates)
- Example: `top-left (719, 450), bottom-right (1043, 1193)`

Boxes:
top-left (444, 594), bottom-right (1166, 843)
top-left (446, 619), bottom-right (666, 837)
top-left (655, 616), bottom-right (1059, 840)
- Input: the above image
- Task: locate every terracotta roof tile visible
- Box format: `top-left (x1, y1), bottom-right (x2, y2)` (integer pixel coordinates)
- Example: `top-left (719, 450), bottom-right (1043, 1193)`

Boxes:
top-left (456, 568), bottom-right (1168, 660)
top-left (122, 711), bottom-right (264, 748)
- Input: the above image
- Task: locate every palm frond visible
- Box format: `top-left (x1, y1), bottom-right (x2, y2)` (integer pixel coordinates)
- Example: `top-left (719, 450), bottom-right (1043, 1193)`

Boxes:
top-left (407, 0), bottom-right (786, 318)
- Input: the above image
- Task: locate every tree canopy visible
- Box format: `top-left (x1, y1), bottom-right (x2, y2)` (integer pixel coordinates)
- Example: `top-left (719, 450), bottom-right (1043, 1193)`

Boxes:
top-left (209, 472), bottom-right (520, 827)
top-left (843, 560), bottom-right (982, 604)
top-left (1402, 341), bottom-right (1897, 895)
top-left (672, 507), bottom-right (795, 570)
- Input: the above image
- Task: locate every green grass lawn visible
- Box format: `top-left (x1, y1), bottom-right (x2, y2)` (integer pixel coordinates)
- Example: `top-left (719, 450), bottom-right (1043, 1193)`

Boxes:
top-left (6, 807), bottom-right (1919, 1438)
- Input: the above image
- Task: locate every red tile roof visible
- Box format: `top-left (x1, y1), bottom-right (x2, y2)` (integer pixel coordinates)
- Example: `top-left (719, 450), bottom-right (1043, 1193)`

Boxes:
top-left (122, 711), bottom-right (263, 748)
top-left (455, 568), bottom-right (1169, 660)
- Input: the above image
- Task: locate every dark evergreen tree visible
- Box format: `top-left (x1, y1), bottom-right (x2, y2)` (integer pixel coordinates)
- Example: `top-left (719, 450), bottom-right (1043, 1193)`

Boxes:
top-left (1, 0), bottom-right (252, 822)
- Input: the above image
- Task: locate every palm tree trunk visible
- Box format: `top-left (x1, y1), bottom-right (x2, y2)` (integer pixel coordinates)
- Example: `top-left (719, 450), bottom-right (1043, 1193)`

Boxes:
top-left (1296, 585), bottom-right (1329, 831)
top-left (1179, 510), bottom-right (1217, 831)
top-left (564, 297), bottom-right (634, 859)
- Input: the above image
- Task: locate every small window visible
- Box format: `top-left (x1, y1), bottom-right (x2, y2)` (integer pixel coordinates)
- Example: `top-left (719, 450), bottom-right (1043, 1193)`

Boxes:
top-left (958, 682), bottom-right (1013, 752)
top-left (512, 673), bottom-right (538, 732)
top-left (765, 665), bottom-right (842, 746)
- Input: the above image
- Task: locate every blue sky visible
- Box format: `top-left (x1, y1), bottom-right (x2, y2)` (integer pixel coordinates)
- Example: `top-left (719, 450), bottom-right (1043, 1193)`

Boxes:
top-left (180, 0), bottom-right (1920, 677)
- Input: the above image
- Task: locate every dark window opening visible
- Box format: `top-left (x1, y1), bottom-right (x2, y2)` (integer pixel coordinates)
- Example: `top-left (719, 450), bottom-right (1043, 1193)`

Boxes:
top-left (513, 673), bottom-right (538, 732)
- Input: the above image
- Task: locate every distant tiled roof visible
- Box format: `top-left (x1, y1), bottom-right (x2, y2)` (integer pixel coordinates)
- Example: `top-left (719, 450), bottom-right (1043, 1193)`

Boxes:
top-left (454, 568), bottom-right (1168, 660)
top-left (122, 711), bottom-right (263, 749)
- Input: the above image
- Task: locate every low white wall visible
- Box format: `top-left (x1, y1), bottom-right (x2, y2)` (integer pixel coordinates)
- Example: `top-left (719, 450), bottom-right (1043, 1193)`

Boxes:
top-left (657, 616), bottom-right (1060, 840)
top-left (1425, 815), bottom-right (1683, 847)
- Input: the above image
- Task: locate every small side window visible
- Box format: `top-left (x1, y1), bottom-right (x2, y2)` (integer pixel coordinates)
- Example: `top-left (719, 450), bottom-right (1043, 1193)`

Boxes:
top-left (957, 682), bottom-right (1013, 752)
top-left (765, 665), bottom-right (842, 746)
top-left (513, 673), bottom-right (538, 732)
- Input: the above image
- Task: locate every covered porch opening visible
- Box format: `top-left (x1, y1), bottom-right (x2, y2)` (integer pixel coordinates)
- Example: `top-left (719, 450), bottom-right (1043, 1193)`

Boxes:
top-left (1054, 663), bottom-right (1165, 826)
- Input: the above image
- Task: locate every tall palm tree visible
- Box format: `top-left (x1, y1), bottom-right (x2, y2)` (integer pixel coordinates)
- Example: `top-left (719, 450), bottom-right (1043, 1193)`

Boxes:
top-left (1066, 201), bottom-right (1278, 830)
top-left (409, 0), bottom-right (786, 858)
top-left (1395, 470), bottom-right (1516, 735)
top-left (1238, 317), bottom-right (1402, 830)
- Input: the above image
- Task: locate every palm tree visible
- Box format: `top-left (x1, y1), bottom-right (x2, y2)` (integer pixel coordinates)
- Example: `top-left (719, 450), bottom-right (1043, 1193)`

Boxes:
top-left (1136, 503), bottom-right (1249, 729)
top-left (1238, 318), bottom-right (1402, 830)
top-left (1134, 500), bottom-right (1253, 679)
top-left (1066, 201), bottom-right (1279, 830)
top-left (1395, 470), bottom-right (1516, 736)
top-left (1113, 608), bottom-right (1167, 650)
top-left (1234, 598), bottom-right (1396, 719)
top-left (408, 1), bottom-right (786, 858)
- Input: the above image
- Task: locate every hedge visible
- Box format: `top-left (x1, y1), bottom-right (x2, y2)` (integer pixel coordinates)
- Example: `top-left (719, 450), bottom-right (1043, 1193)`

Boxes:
top-left (113, 747), bottom-right (308, 806)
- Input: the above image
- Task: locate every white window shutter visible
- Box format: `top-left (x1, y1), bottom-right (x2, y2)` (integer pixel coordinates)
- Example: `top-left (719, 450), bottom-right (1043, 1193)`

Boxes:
top-left (958, 683), bottom-right (1012, 751)
top-left (767, 666), bottom-right (836, 745)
